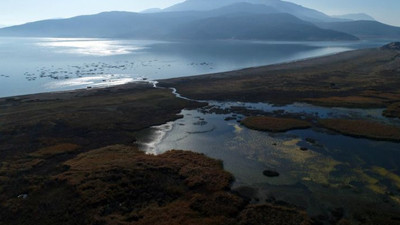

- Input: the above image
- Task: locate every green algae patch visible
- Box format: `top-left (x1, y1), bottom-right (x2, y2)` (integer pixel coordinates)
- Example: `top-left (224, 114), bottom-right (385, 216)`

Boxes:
top-left (371, 166), bottom-right (400, 189)
top-left (241, 116), bottom-right (311, 132)
top-left (319, 119), bottom-right (400, 142)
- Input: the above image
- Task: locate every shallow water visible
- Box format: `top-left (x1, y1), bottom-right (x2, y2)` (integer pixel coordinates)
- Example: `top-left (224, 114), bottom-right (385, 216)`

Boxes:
top-left (0, 37), bottom-right (390, 98)
top-left (138, 98), bottom-right (400, 217)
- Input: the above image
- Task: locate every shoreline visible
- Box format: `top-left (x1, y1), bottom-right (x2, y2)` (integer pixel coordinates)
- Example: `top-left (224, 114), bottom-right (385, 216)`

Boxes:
top-left (0, 46), bottom-right (374, 103)
top-left (158, 45), bottom-right (400, 117)
top-left (0, 40), bottom-right (372, 100)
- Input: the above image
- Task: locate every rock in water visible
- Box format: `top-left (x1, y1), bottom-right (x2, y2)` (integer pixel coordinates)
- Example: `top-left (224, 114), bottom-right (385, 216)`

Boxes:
top-left (300, 147), bottom-right (309, 151)
top-left (263, 170), bottom-right (280, 177)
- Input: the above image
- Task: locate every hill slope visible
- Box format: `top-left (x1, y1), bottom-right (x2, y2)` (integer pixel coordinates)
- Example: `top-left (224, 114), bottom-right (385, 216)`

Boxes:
top-left (318, 20), bottom-right (400, 39)
top-left (173, 13), bottom-right (358, 41)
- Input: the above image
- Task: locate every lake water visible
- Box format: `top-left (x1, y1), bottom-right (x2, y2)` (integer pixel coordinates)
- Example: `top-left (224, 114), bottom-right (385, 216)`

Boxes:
top-left (0, 37), bottom-right (390, 98)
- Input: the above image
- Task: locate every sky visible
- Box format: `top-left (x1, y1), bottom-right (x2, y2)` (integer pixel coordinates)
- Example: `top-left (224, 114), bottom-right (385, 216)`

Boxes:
top-left (0, 0), bottom-right (399, 27)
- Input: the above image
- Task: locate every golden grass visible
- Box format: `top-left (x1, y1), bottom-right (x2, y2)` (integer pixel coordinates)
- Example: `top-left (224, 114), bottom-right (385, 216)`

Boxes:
top-left (241, 116), bottom-right (311, 132)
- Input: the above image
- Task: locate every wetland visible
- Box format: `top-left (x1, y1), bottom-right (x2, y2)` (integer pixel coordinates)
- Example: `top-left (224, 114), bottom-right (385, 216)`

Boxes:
top-left (1, 43), bottom-right (400, 224)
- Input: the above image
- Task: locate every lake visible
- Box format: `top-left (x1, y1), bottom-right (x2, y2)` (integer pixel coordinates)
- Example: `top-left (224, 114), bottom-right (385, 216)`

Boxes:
top-left (0, 37), bottom-right (390, 98)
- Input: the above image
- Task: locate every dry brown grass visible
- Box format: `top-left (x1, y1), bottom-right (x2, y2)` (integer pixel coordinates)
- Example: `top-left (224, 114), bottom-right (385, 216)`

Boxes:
top-left (238, 204), bottom-right (311, 225)
top-left (57, 145), bottom-right (240, 224)
top-left (0, 142), bottom-right (312, 225)
top-left (304, 96), bottom-right (386, 108)
top-left (241, 116), bottom-right (311, 132)
top-left (319, 119), bottom-right (400, 141)
top-left (56, 145), bottom-right (310, 225)
top-left (0, 83), bottom-right (204, 161)
top-left (30, 143), bottom-right (80, 158)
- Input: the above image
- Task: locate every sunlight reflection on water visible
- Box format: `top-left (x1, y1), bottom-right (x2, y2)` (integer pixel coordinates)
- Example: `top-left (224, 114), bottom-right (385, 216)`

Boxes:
top-left (44, 74), bottom-right (135, 89)
top-left (37, 38), bottom-right (144, 56)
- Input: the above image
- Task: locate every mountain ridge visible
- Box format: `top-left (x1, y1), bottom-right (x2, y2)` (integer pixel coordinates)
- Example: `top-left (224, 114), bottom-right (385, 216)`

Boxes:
top-left (0, 0), bottom-right (398, 40)
top-left (171, 13), bottom-right (358, 41)
top-left (164, 0), bottom-right (342, 22)
top-left (318, 20), bottom-right (400, 39)
top-left (0, 7), bottom-right (358, 41)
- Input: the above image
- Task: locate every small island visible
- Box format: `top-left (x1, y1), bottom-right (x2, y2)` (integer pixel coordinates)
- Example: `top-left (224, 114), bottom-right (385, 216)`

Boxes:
top-left (241, 116), bottom-right (311, 132)
top-left (319, 119), bottom-right (400, 142)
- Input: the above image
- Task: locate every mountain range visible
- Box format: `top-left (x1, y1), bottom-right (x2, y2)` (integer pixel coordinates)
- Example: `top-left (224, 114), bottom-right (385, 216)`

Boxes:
top-left (0, 0), bottom-right (399, 41)
top-left (332, 13), bottom-right (375, 21)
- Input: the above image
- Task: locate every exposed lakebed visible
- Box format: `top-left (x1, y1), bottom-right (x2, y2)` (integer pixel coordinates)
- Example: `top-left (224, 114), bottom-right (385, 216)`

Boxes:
top-left (137, 95), bottom-right (400, 219)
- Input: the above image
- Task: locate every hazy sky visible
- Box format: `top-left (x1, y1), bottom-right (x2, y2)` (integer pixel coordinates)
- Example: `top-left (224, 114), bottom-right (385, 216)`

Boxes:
top-left (0, 0), bottom-right (399, 26)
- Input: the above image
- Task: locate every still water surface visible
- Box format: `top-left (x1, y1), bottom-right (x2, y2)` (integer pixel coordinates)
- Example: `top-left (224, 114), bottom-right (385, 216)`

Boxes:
top-left (0, 37), bottom-right (389, 98)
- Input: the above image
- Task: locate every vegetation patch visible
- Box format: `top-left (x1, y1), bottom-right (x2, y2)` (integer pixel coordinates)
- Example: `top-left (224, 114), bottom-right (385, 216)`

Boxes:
top-left (30, 143), bottom-right (80, 158)
top-left (238, 204), bottom-right (310, 225)
top-left (383, 102), bottom-right (400, 119)
top-left (241, 116), bottom-right (311, 132)
top-left (0, 144), bottom-right (311, 225)
top-left (319, 119), bottom-right (400, 142)
top-left (304, 96), bottom-right (386, 108)
top-left (0, 83), bottom-right (204, 161)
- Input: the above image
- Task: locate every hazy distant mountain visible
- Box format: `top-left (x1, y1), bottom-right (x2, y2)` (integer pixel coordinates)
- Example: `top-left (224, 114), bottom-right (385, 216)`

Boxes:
top-left (164, 0), bottom-right (343, 22)
top-left (173, 13), bottom-right (358, 41)
top-left (333, 13), bottom-right (375, 21)
top-left (0, 9), bottom-right (358, 41)
top-left (0, 0), bottom-right (397, 41)
top-left (0, 11), bottom-right (202, 38)
top-left (141, 8), bottom-right (163, 13)
top-left (206, 2), bottom-right (278, 16)
top-left (318, 20), bottom-right (400, 39)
